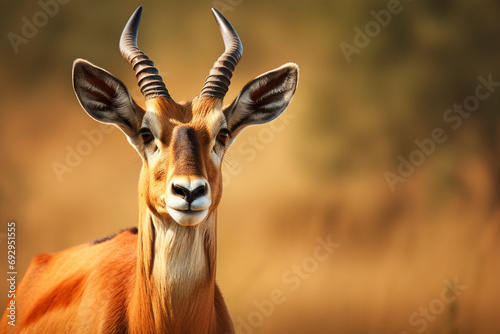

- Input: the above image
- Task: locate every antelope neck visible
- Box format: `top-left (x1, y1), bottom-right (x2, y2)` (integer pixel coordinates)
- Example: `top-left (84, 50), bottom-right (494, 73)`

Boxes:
top-left (130, 202), bottom-right (218, 333)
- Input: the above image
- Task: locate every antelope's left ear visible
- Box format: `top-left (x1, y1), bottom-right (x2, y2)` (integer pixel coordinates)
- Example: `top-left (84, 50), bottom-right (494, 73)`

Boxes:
top-left (223, 63), bottom-right (298, 138)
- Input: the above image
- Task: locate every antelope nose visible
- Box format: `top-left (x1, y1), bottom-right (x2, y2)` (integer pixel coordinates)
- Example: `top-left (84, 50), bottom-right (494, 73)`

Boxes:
top-left (166, 178), bottom-right (211, 226)
top-left (172, 183), bottom-right (207, 204)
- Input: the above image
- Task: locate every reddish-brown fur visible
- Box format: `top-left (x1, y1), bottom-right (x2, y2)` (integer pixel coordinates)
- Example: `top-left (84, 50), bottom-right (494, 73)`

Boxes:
top-left (0, 97), bottom-right (233, 333)
top-left (0, 25), bottom-right (298, 330)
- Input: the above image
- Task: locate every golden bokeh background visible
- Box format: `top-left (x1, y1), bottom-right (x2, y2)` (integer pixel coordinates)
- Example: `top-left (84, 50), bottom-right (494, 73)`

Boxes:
top-left (1, 0), bottom-right (500, 333)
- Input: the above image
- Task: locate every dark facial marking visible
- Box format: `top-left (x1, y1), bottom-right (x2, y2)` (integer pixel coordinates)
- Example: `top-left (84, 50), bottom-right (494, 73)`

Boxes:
top-left (171, 126), bottom-right (206, 177)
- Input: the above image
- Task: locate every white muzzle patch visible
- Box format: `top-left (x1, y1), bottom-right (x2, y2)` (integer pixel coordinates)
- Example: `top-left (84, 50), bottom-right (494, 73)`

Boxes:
top-left (166, 178), bottom-right (211, 226)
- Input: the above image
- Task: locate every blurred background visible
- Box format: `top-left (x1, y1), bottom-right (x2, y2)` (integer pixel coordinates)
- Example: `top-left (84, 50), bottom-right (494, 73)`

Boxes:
top-left (1, 0), bottom-right (500, 333)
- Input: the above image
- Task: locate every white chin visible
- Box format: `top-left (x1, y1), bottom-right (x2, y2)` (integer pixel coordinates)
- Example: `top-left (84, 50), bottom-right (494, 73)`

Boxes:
top-left (166, 207), bottom-right (209, 226)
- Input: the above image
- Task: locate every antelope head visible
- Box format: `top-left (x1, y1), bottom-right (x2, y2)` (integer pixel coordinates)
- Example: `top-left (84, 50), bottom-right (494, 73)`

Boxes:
top-left (72, 7), bottom-right (298, 227)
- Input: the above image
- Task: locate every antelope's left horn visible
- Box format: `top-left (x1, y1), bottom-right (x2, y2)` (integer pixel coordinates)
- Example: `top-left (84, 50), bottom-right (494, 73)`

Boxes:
top-left (120, 6), bottom-right (171, 100)
top-left (200, 9), bottom-right (243, 100)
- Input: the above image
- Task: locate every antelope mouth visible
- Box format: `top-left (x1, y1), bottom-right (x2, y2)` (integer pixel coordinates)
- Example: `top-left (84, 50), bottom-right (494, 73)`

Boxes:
top-left (166, 206), bottom-right (209, 226)
top-left (165, 178), bottom-right (212, 226)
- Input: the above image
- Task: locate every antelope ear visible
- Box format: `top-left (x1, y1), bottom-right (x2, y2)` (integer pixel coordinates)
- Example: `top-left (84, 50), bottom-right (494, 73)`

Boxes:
top-left (72, 58), bottom-right (144, 138)
top-left (223, 63), bottom-right (298, 138)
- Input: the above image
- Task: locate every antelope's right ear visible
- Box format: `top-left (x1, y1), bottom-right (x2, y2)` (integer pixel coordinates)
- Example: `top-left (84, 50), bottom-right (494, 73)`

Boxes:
top-left (72, 59), bottom-right (144, 138)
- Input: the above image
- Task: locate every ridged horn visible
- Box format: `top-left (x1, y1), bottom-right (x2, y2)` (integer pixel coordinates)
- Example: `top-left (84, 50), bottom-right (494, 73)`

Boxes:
top-left (200, 8), bottom-right (243, 99)
top-left (119, 6), bottom-right (171, 100)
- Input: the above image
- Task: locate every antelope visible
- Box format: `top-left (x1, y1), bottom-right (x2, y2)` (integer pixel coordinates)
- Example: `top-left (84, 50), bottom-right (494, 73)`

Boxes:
top-left (1, 6), bottom-right (298, 334)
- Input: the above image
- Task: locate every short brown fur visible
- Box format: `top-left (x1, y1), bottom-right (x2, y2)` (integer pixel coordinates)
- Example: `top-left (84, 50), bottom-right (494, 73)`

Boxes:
top-left (0, 8), bottom-right (298, 331)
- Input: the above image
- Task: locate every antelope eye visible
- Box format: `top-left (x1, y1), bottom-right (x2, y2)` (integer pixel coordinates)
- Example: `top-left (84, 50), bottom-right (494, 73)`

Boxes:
top-left (140, 128), bottom-right (154, 144)
top-left (216, 128), bottom-right (231, 145)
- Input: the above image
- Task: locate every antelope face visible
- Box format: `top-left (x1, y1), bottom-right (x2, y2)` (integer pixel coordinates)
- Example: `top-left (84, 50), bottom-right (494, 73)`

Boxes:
top-left (72, 7), bottom-right (298, 226)
top-left (136, 97), bottom-right (228, 226)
